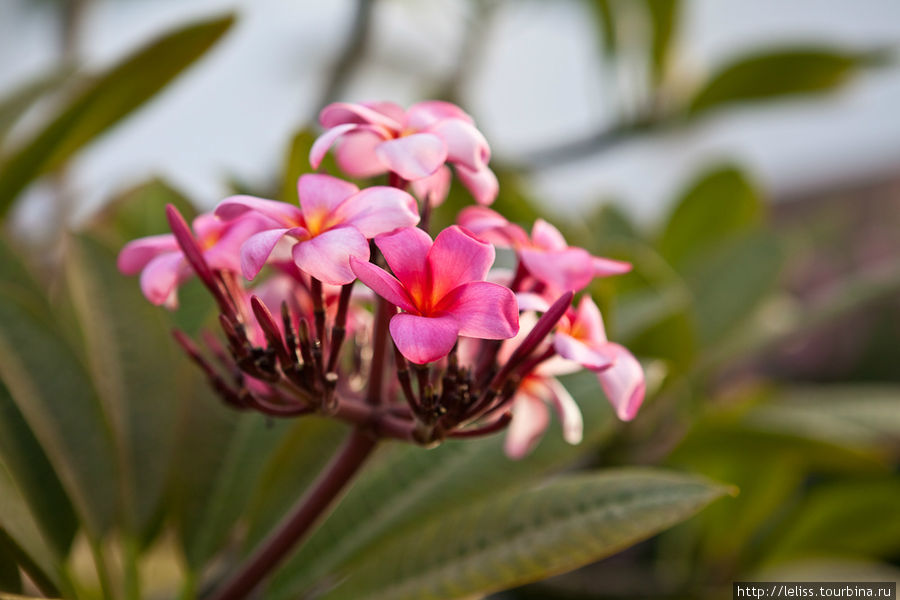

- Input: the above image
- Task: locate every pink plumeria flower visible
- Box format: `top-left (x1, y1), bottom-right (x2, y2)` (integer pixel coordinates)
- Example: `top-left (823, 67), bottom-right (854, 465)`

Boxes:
top-left (310, 101), bottom-right (499, 205)
top-left (215, 174), bottom-right (419, 285)
top-left (554, 296), bottom-right (645, 421)
top-left (350, 226), bottom-right (519, 364)
top-left (117, 212), bottom-right (270, 308)
top-left (479, 313), bottom-right (583, 459)
top-left (458, 206), bottom-right (632, 292)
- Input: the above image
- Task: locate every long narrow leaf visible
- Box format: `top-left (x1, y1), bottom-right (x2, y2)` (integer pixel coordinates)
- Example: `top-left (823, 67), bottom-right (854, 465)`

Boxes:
top-left (0, 14), bottom-right (235, 214)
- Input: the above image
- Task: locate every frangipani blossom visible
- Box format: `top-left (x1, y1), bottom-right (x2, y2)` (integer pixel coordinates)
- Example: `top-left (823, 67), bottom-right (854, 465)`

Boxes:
top-left (310, 101), bottom-right (499, 205)
top-left (350, 226), bottom-right (519, 364)
top-left (458, 206), bottom-right (632, 292)
top-left (555, 296), bottom-right (645, 422)
top-left (483, 313), bottom-right (584, 459)
top-left (117, 213), bottom-right (270, 307)
top-left (215, 174), bottom-right (419, 285)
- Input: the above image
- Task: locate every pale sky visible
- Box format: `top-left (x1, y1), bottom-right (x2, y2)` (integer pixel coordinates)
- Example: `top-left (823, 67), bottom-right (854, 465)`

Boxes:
top-left (2, 0), bottom-right (899, 230)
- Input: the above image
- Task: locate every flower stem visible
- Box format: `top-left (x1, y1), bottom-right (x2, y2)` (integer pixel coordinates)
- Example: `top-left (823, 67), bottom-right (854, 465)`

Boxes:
top-left (205, 428), bottom-right (378, 600)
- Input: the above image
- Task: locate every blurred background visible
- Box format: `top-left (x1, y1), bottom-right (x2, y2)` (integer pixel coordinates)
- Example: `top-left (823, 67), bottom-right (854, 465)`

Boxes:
top-left (0, 0), bottom-right (898, 599)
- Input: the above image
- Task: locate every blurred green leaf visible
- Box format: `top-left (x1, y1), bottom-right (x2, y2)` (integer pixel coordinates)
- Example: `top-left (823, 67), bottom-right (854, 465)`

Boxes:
top-left (0, 291), bottom-right (118, 539)
top-left (685, 230), bottom-right (784, 346)
top-left (0, 540), bottom-right (20, 594)
top-left (763, 478), bottom-right (900, 564)
top-left (318, 470), bottom-right (728, 600)
top-left (0, 461), bottom-right (61, 595)
top-left (588, 0), bottom-right (618, 57)
top-left (746, 386), bottom-right (900, 450)
top-left (0, 68), bottom-right (72, 148)
top-left (645, 0), bottom-right (681, 82)
top-left (688, 48), bottom-right (880, 115)
top-left (241, 418), bottom-right (348, 552)
top-left (0, 382), bottom-right (76, 559)
top-left (268, 372), bottom-right (615, 599)
top-left (0, 14), bottom-right (235, 215)
top-left (659, 165), bottom-right (762, 267)
top-left (64, 236), bottom-right (183, 537)
top-left (89, 179), bottom-right (197, 246)
top-left (172, 408), bottom-right (293, 571)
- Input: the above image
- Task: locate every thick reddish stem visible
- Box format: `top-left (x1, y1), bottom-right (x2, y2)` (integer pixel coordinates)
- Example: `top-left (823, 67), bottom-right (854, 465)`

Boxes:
top-left (206, 429), bottom-right (377, 600)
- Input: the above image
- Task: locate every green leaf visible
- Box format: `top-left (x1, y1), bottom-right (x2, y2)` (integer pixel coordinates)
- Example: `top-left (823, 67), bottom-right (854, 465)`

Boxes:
top-left (0, 459), bottom-right (62, 595)
top-left (685, 230), bottom-right (784, 346)
top-left (0, 68), bottom-right (71, 148)
top-left (588, 0), bottom-right (618, 57)
top-left (688, 48), bottom-right (881, 115)
top-left (746, 386), bottom-right (900, 450)
top-left (645, 0), bottom-right (681, 82)
top-left (268, 372), bottom-right (616, 599)
top-left (658, 165), bottom-right (762, 267)
top-left (171, 405), bottom-right (294, 571)
top-left (319, 469), bottom-right (729, 600)
top-left (0, 14), bottom-right (235, 214)
top-left (0, 382), bottom-right (77, 558)
top-left (88, 179), bottom-right (198, 246)
top-left (64, 235), bottom-right (183, 535)
top-left (763, 478), bottom-right (900, 564)
top-left (0, 291), bottom-right (119, 538)
top-left (241, 418), bottom-right (349, 552)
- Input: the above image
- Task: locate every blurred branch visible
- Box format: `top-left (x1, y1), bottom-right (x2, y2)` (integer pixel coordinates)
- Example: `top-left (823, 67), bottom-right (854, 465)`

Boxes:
top-left (435, 0), bottom-right (502, 104)
top-left (513, 118), bottom-right (659, 169)
top-left (317, 0), bottom-right (378, 108)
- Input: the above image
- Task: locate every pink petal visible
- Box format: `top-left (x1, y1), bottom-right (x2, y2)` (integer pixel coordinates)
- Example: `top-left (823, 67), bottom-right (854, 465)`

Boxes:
top-left (531, 219), bottom-right (568, 251)
top-left (191, 213), bottom-right (226, 241)
top-left (118, 234), bottom-right (178, 274)
top-left (543, 378), bottom-right (583, 445)
top-left (438, 281), bottom-right (518, 340)
top-left (554, 332), bottom-right (614, 371)
top-left (429, 119), bottom-right (490, 170)
top-left (140, 252), bottom-right (188, 307)
top-left (456, 206), bottom-right (526, 247)
top-left (405, 100), bottom-right (473, 130)
top-left (375, 133), bottom-right (447, 180)
top-left (573, 295), bottom-right (608, 345)
top-left (519, 247), bottom-right (596, 292)
top-left (455, 164), bottom-right (498, 206)
top-left (596, 343), bottom-right (645, 421)
top-left (335, 127), bottom-right (390, 178)
top-left (333, 187), bottom-right (419, 238)
top-left (310, 123), bottom-right (358, 169)
top-left (319, 102), bottom-right (402, 130)
top-left (349, 257), bottom-right (415, 312)
top-left (216, 195), bottom-right (302, 227)
top-left (292, 226), bottom-right (370, 285)
top-left (515, 292), bottom-right (551, 313)
top-left (297, 173), bottom-right (359, 217)
top-left (205, 214), bottom-right (273, 273)
top-left (364, 101), bottom-right (406, 123)
top-left (427, 225), bottom-right (495, 299)
top-left (411, 165), bottom-right (452, 207)
top-left (373, 227), bottom-right (432, 292)
top-left (389, 312), bottom-right (459, 364)
top-left (241, 228), bottom-right (292, 280)
top-left (593, 256), bottom-right (633, 277)
top-left (504, 394), bottom-right (550, 459)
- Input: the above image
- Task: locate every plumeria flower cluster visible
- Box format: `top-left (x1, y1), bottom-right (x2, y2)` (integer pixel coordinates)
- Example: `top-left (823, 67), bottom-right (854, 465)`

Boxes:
top-left (118, 100), bottom-right (645, 458)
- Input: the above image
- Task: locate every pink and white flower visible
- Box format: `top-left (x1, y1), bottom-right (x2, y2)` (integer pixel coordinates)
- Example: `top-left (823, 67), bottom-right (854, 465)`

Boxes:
top-left (310, 101), bottom-right (498, 205)
top-left (458, 206), bottom-right (632, 292)
top-left (554, 296), bottom-right (645, 421)
top-left (117, 212), bottom-right (270, 308)
top-left (350, 226), bottom-right (519, 364)
top-left (215, 174), bottom-right (419, 285)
